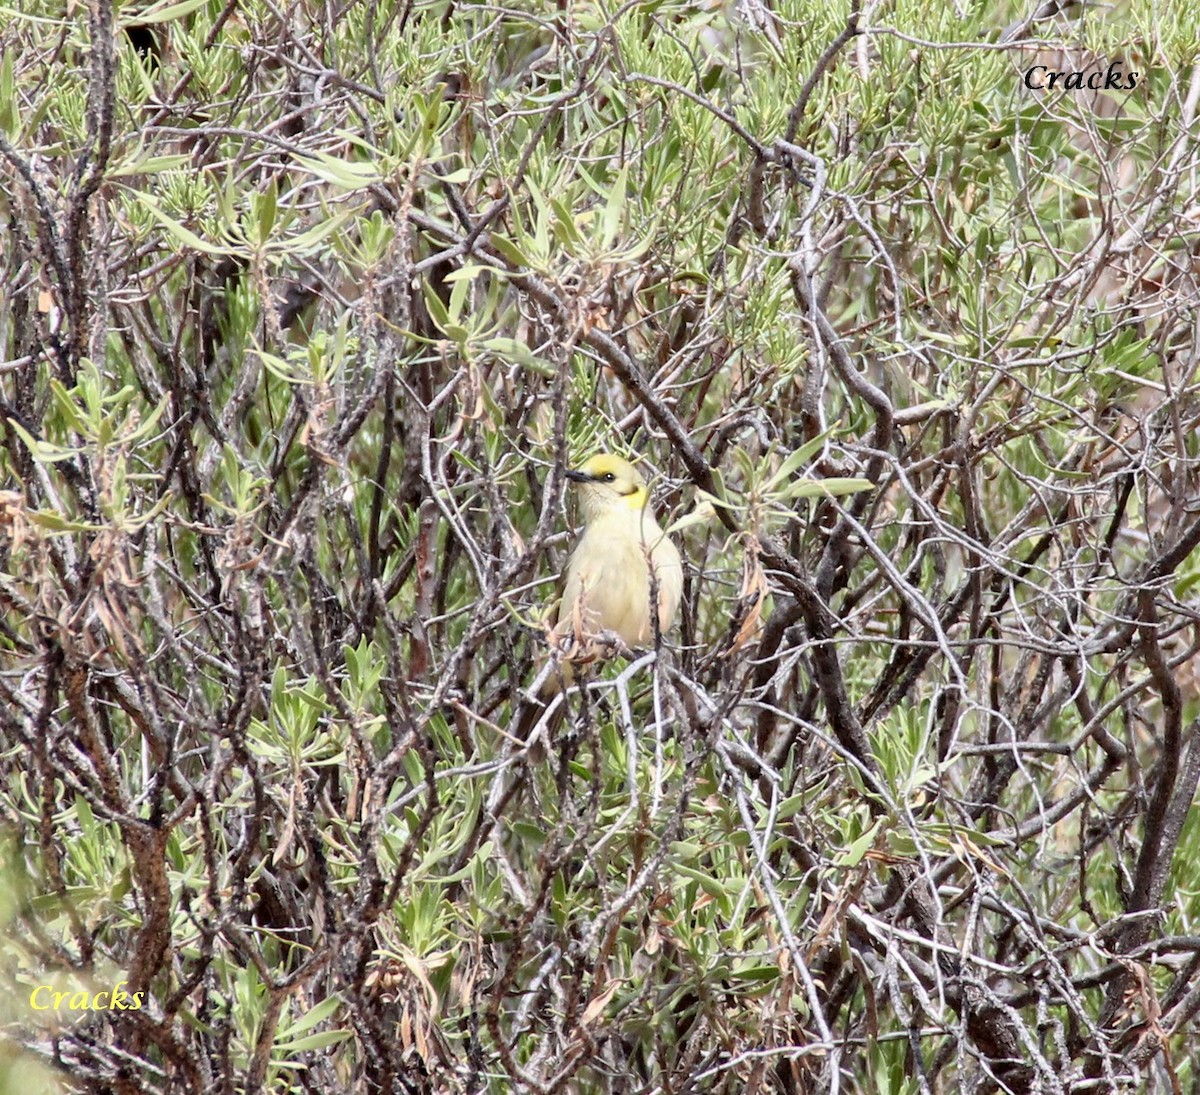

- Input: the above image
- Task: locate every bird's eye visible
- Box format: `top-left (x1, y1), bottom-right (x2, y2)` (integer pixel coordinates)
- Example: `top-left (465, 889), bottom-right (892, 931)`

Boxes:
top-left (603, 472), bottom-right (616, 482)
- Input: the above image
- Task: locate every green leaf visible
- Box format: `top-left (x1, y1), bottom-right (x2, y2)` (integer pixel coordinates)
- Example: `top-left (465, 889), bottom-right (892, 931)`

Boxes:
top-left (421, 281), bottom-right (450, 331)
top-left (836, 819), bottom-right (881, 867)
top-left (126, 0), bottom-right (210, 24)
top-left (26, 509), bottom-right (92, 532)
top-left (732, 964), bottom-right (782, 983)
top-left (599, 163), bottom-right (629, 250)
top-left (442, 264), bottom-right (488, 284)
top-left (107, 153), bottom-right (193, 179)
top-left (294, 151), bottom-right (383, 190)
top-left (127, 395), bottom-right (170, 444)
top-left (257, 181), bottom-right (277, 241)
top-left (0, 49), bottom-right (17, 137)
top-left (480, 337), bottom-right (552, 375)
top-left (763, 427), bottom-right (836, 495)
top-left (49, 379), bottom-right (91, 437)
top-left (8, 419), bottom-right (79, 463)
top-left (671, 862), bottom-right (732, 899)
top-left (448, 272), bottom-right (470, 324)
top-left (274, 1029), bottom-right (353, 1052)
top-left (287, 211), bottom-right (351, 253)
top-left (780, 477), bottom-right (874, 502)
top-left (136, 197), bottom-right (232, 256)
top-left (280, 994), bottom-right (343, 1037)
top-left (488, 233), bottom-right (528, 267)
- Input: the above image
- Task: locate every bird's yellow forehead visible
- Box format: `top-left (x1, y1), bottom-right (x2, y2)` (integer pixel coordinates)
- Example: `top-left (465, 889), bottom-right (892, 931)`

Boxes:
top-left (578, 453), bottom-right (634, 478)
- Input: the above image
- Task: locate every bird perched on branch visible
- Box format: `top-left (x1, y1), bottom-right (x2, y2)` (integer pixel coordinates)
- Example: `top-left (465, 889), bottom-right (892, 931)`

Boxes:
top-left (517, 453), bottom-right (683, 752)
top-left (556, 453), bottom-right (683, 653)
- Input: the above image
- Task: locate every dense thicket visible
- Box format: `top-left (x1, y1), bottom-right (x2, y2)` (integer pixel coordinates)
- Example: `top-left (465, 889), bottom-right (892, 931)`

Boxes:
top-left (3, 0), bottom-right (1200, 1091)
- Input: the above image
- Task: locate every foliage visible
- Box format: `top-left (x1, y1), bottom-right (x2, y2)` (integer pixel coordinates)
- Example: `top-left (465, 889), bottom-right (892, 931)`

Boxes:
top-left (2, 0), bottom-right (1200, 1091)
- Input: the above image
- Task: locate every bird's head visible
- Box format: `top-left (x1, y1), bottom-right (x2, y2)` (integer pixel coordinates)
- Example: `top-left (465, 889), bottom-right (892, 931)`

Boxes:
top-left (566, 453), bottom-right (648, 520)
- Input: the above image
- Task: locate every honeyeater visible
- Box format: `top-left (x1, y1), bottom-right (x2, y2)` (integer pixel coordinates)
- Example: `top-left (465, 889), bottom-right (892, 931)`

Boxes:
top-left (518, 453), bottom-right (682, 749)
top-left (552, 453), bottom-right (683, 655)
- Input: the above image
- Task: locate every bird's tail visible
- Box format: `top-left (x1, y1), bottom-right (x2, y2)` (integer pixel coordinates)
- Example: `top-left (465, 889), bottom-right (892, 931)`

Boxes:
top-left (513, 659), bottom-right (577, 761)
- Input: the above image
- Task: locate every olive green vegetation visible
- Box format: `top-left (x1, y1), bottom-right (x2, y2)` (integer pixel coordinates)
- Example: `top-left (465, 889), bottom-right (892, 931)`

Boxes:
top-left (2, 0), bottom-right (1200, 1091)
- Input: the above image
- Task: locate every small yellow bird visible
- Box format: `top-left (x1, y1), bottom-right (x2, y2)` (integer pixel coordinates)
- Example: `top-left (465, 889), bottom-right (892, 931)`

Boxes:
top-left (517, 453), bottom-right (682, 750)
top-left (552, 453), bottom-right (683, 655)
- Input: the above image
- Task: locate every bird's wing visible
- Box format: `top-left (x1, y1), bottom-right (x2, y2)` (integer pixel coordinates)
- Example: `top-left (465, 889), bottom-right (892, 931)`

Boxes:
top-left (556, 519), bottom-right (653, 647)
top-left (650, 530), bottom-right (684, 635)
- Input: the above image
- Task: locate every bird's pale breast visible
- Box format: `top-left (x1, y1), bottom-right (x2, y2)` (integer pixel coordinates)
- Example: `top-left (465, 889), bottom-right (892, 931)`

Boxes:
top-left (560, 509), bottom-right (682, 647)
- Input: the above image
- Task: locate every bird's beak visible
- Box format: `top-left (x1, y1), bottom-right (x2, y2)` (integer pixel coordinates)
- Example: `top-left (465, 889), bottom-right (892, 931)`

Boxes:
top-left (565, 469), bottom-right (592, 483)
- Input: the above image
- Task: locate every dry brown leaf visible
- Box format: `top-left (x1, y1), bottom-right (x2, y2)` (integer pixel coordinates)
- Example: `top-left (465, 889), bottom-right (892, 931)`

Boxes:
top-left (580, 978), bottom-right (621, 1027)
top-left (724, 536), bottom-right (768, 657)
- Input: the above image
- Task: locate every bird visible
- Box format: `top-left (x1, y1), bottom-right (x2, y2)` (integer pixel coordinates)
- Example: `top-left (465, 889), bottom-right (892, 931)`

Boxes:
top-left (517, 453), bottom-right (683, 752)
top-left (554, 453), bottom-right (683, 653)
